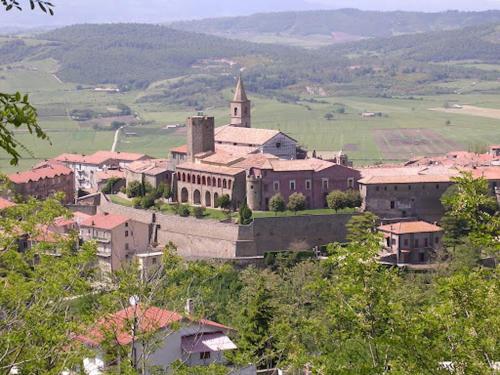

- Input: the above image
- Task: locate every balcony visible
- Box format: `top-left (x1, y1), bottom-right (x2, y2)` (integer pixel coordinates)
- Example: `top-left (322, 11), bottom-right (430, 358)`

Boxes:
top-left (97, 246), bottom-right (111, 257)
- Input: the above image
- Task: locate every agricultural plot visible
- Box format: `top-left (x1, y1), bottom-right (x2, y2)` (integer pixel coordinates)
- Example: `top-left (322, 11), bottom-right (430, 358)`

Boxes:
top-left (430, 105), bottom-right (500, 120)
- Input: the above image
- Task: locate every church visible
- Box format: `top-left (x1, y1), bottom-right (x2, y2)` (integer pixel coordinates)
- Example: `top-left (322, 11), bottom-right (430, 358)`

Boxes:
top-left (172, 77), bottom-right (360, 211)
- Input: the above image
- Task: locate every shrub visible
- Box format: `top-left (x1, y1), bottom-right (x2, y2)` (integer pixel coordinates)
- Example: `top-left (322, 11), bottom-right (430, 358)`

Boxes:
top-left (287, 192), bottom-right (306, 214)
top-left (177, 204), bottom-right (190, 217)
top-left (141, 193), bottom-right (156, 209)
top-left (239, 201), bottom-right (253, 225)
top-left (344, 189), bottom-right (362, 208)
top-left (269, 193), bottom-right (286, 215)
top-left (193, 206), bottom-right (206, 219)
top-left (126, 181), bottom-right (143, 198)
top-left (216, 194), bottom-right (231, 211)
top-left (101, 177), bottom-right (121, 194)
top-left (132, 197), bottom-right (142, 208)
top-left (327, 190), bottom-right (347, 212)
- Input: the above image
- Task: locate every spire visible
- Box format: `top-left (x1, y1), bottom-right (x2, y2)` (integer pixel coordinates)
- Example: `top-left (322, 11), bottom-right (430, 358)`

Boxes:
top-left (233, 75), bottom-right (248, 102)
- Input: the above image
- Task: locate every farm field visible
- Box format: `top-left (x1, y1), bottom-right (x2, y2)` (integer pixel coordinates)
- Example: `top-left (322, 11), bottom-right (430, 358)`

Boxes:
top-left (430, 105), bottom-right (500, 120)
top-left (2, 58), bottom-right (500, 173)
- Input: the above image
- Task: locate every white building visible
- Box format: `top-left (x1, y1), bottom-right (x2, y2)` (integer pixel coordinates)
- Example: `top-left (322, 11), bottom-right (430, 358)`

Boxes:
top-left (74, 304), bottom-right (250, 374)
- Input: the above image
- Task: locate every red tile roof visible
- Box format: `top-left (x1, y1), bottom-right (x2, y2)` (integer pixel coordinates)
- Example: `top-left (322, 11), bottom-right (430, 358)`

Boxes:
top-left (171, 145), bottom-right (188, 154)
top-left (469, 167), bottom-right (500, 180)
top-left (0, 197), bottom-right (15, 210)
top-left (378, 221), bottom-right (443, 235)
top-left (176, 162), bottom-right (245, 176)
top-left (268, 158), bottom-right (336, 172)
top-left (95, 169), bottom-right (125, 181)
top-left (125, 159), bottom-right (170, 175)
top-left (74, 305), bottom-right (231, 347)
top-left (54, 151), bottom-right (148, 166)
top-left (8, 164), bottom-right (73, 184)
top-left (80, 214), bottom-right (129, 230)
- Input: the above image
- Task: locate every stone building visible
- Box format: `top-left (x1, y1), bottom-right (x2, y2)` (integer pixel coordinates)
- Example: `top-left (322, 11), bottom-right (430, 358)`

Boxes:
top-left (378, 221), bottom-right (443, 265)
top-left (79, 213), bottom-right (150, 273)
top-left (8, 163), bottom-right (75, 204)
top-left (124, 159), bottom-right (173, 189)
top-left (230, 75), bottom-right (251, 128)
top-left (358, 166), bottom-right (460, 222)
top-left (245, 158), bottom-right (361, 210)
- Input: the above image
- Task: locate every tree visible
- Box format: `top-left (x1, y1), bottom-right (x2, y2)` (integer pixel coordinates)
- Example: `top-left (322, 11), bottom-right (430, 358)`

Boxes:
top-left (216, 194), bottom-right (231, 212)
top-left (2, 0), bottom-right (55, 13)
top-left (140, 193), bottom-right (156, 209)
top-left (344, 189), bottom-right (362, 208)
top-left (326, 190), bottom-right (347, 212)
top-left (269, 194), bottom-right (285, 215)
top-left (287, 192), bottom-right (306, 214)
top-left (193, 206), bottom-right (205, 219)
top-left (101, 177), bottom-right (122, 194)
top-left (346, 212), bottom-right (379, 243)
top-left (239, 201), bottom-right (253, 225)
top-left (324, 112), bottom-right (334, 121)
top-left (177, 204), bottom-right (190, 217)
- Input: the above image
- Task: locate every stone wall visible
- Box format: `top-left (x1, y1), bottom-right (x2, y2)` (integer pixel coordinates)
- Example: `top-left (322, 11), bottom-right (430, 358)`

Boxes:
top-left (98, 198), bottom-right (355, 259)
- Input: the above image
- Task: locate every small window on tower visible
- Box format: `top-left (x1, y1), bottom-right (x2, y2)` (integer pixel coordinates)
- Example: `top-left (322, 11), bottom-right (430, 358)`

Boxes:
top-left (234, 107), bottom-right (238, 116)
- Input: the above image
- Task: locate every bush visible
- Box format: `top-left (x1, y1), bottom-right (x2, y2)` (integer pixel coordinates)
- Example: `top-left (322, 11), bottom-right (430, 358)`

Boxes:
top-left (141, 193), bottom-right (156, 209)
top-left (177, 204), bottom-right (190, 217)
top-left (126, 181), bottom-right (143, 198)
top-left (327, 190), bottom-right (348, 212)
top-left (216, 194), bottom-right (231, 211)
top-left (193, 206), bottom-right (206, 219)
top-left (101, 177), bottom-right (121, 194)
top-left (132, 197), bottom-right (142, 208)
top-left (345, 189), bottom-right (362, 208)
top-left (239, 201), bottom-right (253, 225)
top-left (269, 193), bottom-right (286, 215)
top-left (287, 193), bottom-right (306, 214)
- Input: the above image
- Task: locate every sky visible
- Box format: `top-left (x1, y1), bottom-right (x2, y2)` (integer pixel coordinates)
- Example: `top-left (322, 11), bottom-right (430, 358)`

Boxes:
top-left (2, 0), bottom-right (500, 28)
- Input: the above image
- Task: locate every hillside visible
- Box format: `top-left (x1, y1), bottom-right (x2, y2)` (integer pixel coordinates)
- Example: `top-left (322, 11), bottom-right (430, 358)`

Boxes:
top-left (170, 9), bottom-right (500, 46)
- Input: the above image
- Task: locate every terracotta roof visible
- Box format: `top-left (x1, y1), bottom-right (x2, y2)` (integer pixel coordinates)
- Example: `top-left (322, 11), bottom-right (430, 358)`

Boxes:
top-left (378, 221), bottom-right (443, 235)
top-left (53, 211), bottom-right (91, 228)
top-left (126, 159), bottom-right (171, 175)
top-left (359, 174), bottom-right (455, 184)
top-left (176, 162), bottom-right (245, 176)
top-left (80, 214), bottom-right (129, 230)
top-left (469, 166), bottom-right (500, 180)
top-left (95, 169), bottom-right (125, 181)
top-left (215, 125), bottom-right (284, 146)
top-left (359, 166), bottom-right (460, 185)
top-left (268, 158), bottom-right (336, 172)
top-left (54, 151), bottom-right (148, 166)
top-left (171, 145), bottom-right (188, 154)
top-left (74, 305), bottom-right (231, 347)
top-left (8, 164), bottom-right (73, 184)
top-left (0, 197), bottom-right (15, 210)
top-left (200, 151), bottom-right (246, 166)
top-left (233, 153), bottom-right (278, 170)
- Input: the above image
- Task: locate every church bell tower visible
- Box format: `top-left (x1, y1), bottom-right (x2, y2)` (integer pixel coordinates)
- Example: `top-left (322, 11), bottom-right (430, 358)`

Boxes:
top-left (230, 76), bottom-right (251, 128)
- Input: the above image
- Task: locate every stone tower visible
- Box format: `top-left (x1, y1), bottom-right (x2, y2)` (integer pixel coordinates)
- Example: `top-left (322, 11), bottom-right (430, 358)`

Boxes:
top-left (186, 115), bottom-right (215, 162)
top-left (230, 76), bottom-right (251, 128)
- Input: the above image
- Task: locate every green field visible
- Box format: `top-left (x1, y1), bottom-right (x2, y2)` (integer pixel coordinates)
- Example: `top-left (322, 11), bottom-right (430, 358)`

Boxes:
top-left (2, 57), bottom-right (500, 174)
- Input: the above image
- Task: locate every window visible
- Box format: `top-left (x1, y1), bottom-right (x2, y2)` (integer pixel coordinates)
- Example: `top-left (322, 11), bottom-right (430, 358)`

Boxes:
top-left (376, 186), bottom-right (380, 191)
top-left (234, 107), bottom-right (238, 116)
top-left (436, 184), bottom-right (440, 190)
top-left (408, 185), bottom-right (412, 190)
top-left (386, 237), bottom-right (390, 247)
top-left (152, 257), bottom-right (157, 265)
top-left (390, 201), bottom-right (395, 209)
top-left (305, 179), bottom-right (312, 190)
top-left (419, 252), bottom-right (425, 263)
top-left (435, 237), bottom-right (439, 244)
top-left (125, 231), bottom-right (129, 237)
top-left (321, 178), bottom-right (329, 191)
top-left (125, 222), bottom-right (128, 227)
top-left (414, 239), bottom-right (419, 247)
top-left (125, 243), bottom-right (129, 251)
top-left (273, 181), bottom-right (280, 192)
top-left (404, 239), bottom-right (409, 247)
top-left (384, 186), bottom-right (387, 191)
top-left (200, 352), bottom-right (211, 360)
top-left (289, 180), bottom-right (296, 191)
top-left (394, 186), bottom-right (398, 191)
top-left (276, 142), bottom-right (282, 148)
top-left (425, 238), bottom-right (429, 247)
top-left (391, 238), bottom-right (396, 245)
top-left (347, 178), bottom-right (354, 188)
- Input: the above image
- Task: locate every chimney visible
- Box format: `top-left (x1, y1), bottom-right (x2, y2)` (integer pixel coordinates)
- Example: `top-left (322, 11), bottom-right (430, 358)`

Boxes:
top-left (185, 298), bottom-right (194, 315)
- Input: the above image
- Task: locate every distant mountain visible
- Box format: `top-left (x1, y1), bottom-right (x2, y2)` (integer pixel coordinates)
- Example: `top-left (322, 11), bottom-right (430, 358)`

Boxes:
top-left (170, 9), bottom-right (500, 41)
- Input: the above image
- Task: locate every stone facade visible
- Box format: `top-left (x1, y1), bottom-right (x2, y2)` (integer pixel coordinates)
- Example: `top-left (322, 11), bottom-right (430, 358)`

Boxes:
top-left (187, 116), bottom-right (215, 162)
top-left (230, 76), bottom-right (251, 128)
top-left (378, 221), bottom-right (443, 265)
top-left (247, 161), bottom-right (360, 211)
top-left (8, 163), bottom-right (75, 204)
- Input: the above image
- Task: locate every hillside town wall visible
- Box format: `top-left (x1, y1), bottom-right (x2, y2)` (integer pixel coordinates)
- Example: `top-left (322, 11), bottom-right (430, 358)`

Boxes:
top-left (98, 198), bottom-right (355, 259)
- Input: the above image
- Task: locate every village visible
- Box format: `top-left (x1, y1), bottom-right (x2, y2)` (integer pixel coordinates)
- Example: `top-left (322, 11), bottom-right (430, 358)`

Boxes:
top-left (1, 77), bottom-right (500, 374)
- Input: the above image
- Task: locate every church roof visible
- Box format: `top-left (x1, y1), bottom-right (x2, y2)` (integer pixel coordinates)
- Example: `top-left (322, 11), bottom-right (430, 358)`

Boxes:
top-left (232, 76), bottom-right (248, 102)
top-left (214, 126), bottom-right (288, 146)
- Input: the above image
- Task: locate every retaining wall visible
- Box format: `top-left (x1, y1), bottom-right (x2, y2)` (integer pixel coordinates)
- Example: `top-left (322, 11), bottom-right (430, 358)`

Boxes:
top-left (98, 198), bottom-right (355, 259)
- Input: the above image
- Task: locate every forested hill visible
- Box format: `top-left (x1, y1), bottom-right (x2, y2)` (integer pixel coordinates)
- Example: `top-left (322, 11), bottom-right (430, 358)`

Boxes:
top-left (0, 23), bottom-right (305, 85)
top-left (170, 9), bottom-right (500, 40)
top-left (330, 23), bottom-right (500, 63)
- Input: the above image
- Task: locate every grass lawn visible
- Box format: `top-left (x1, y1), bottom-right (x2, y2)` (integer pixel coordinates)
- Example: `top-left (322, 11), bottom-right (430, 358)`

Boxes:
top-left (160, 203), bottom-right (235, 221)
top-left (108, 194), bottom-right (134, 207)
top-left (253, 207), bottom-right (356, 218)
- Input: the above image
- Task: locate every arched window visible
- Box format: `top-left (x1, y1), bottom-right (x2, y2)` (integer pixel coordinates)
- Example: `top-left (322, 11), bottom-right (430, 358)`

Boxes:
top-left (207, 176), bottom-right (212, 186)
top-left (202, 176), bottom-right (206, 185)
top-left (193, 190), bottom-right (201, 205)
top-left (234, 107), bottom-right (238, 116)
top-left (217, 178), bottom-right (221, 188)
top-left (228, 180), bottom-right (232, 189)
top-left (182, 173), bottom-right (186, 182)
top-left (177, 172), bottom-right (181, 180)
top-left (187, 174), bottom-right (191, 183)
top-left (212, 177), bottom-right (216, 186)
top-left (223, 179), bottom-right (227, 189)
top-left (181, 188), bottom-right (188, 203)
top-left (197, 175), bottom-right (201, 185)
top-left (205, 191), bottom-right (212, 207)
